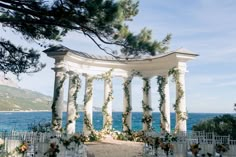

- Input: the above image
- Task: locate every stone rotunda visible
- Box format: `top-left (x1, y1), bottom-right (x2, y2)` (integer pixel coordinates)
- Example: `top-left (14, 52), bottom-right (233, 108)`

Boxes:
top-left (44, 45), bottom-right (198, 135)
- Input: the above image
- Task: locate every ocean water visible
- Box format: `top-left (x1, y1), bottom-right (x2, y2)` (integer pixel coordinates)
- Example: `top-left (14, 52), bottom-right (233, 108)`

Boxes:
top-left (0, 112), bottom-right (227, 132)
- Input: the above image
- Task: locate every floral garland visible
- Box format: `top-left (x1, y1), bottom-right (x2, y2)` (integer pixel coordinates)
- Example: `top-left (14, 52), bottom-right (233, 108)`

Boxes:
top-left (44, 134), bottom-right (87, 156)
top-left (101, 70), bottom-right (113, 133)
top-left (51, 72), bottom-right (67, 132)
top-left (122, 77), bottom-right (132, 134)
top-left (141, 114), bottom-right (152, 129)
top-left (112, 130), bottom-right (145, 142)
top-left (83, 76), bottom-right (95, 132)
top-left (122, 70), bottom-right (142, 134)
top-left (168, 68), bottom-right (187, 132)
top-left (66, 74), bottom-right (81, 129)
top-left (159, 133), bottom-right (177, 156)
top-left (143, 132), bottom-right (177, 156)
top-left (215, 143), bottom-right (230, 155)
top-left (72, 75), bottom-right (81, 121)
top-left (60, 134), bottom-right (86, 150)
top-left (157, 76), bottom-right (168, 131)
top-left (15, 141), bottom-right (29, 156)
top-left (189, 143), bottom-right (201, 156)
top-left (142, 78), bottom-right (152, 130)
top-left (44, 142), bottom-right (60, 157)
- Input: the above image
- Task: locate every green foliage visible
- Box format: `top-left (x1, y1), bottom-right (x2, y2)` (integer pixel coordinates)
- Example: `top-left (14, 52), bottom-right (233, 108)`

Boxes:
top-left (192, 114), bottom-right (236, 139)
top-left (28, 121), bottom-right (51, 133)
top-left (157, 76), bottom-right (168, 130)
top-left (168, 68), bottom-right (186, 132)
top-left (0, 38), bottom-right (45, 77)
top-left (83, 76), bottom-right (94, 132)
top-left (88, 132), bottom-right (102, 142)
top-left (0, 0), bottom-right (171, 76)
top-left (101, 70), bottom-right (113, 132)
top-left (51, 73), bottom-right (66, 132)
top-left (122, 77), bottom-right (132, 134)
top-left (142, 78), bottom-right (152, 130)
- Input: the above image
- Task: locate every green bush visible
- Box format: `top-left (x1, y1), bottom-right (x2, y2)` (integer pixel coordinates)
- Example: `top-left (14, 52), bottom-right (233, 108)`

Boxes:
top-left (192, 114), bottom-right (236, 139)
top-left (28, 120), bottom-right (51, 133)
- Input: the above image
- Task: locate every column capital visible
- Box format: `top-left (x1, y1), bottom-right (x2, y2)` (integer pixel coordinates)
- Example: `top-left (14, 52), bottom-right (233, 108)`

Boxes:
top-left (177, 62), bottom-right (187, 73)
top-left (123, 75), bottom-right (132, 81)
top-left (52, 67), bottom-right (66, 73)
top-left (83, 73), bottom-right (94, 78)
top-left (178, 68), bottom-right (187, 74)
top-left (67, 71), bottom-right (80, 77)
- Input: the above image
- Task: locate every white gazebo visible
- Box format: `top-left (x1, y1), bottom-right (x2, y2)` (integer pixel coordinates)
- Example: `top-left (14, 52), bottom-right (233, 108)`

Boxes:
top-left (43, 45), bottom-right (198, 135)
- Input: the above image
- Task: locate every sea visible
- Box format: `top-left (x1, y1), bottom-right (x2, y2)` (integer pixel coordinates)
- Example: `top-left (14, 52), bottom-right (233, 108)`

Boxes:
top-left (0, 112), bottom-right (232, 132)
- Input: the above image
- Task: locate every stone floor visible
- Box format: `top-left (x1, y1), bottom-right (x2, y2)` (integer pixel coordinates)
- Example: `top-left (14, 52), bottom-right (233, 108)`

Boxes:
top-left (86, 136), bottom-right (144, 157)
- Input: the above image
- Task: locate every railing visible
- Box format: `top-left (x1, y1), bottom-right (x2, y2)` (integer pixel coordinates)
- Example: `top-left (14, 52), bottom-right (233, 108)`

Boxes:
top-left (0, 131), bottom-right (87, 157)
top-left (143, 131), bottom-right (236, 157)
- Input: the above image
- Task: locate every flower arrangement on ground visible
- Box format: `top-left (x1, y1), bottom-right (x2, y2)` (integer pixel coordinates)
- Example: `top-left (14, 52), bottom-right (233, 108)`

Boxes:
top-left (44, 142), bottom-right (60, 157)
top-left (87, 131), bottom-right (103, 141)
top-left (16, 141), bottom-right (29, 156)
top-left (215, 143), bottom-right (229, 155)
top-left (159, 133), bottom-right (177, 156)
top-left (143, 135), bottom-right (160, 156)
top-left (112, 130), bottom-right (145, 142)
top-left (189, 143), bottom-right (201, 157)
top-left (60, 134), bottom-right (87, 149)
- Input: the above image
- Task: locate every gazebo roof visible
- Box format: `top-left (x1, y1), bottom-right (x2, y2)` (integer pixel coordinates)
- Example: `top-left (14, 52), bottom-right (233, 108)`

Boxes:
top-left (44, 45), bottom-right (198, 77)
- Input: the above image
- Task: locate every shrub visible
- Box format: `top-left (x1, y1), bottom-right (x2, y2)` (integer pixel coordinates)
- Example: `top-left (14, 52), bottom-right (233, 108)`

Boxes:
top-left (192, 114), bottom-right (236, 139)
top-left (28, 120), bottom-right (51, 133)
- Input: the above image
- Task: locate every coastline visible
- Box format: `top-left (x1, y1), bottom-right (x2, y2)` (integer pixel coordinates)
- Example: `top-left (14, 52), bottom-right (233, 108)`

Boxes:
top-left (0, 110), bottom-right (51, 113)
top-left (0, 111), bottom-right (235, 114)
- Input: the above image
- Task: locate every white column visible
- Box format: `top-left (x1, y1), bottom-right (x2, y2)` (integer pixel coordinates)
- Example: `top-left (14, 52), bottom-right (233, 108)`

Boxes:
top-left (51, 67), bottom-right (66, 132)
top-left (122, 77), bottom-right (132, 132)
top-left (175, 68), bottom-right (187, 132)
top-left (66, 72), bottom-right (80, 134)
top-left (103, 78), bottom-right (113, 130)
top-left (142, 77), bottom-right (152, 131)
top-left (161, 75), bottom-right (171, 133)
top-left (83, 75), bottom-right (94, 135)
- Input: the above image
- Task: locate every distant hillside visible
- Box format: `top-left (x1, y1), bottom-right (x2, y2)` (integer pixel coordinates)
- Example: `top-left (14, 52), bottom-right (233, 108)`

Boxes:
top-left (0, 85), bottom-right (51, 111)
top-left (0, 84), bottom-right (102, 112)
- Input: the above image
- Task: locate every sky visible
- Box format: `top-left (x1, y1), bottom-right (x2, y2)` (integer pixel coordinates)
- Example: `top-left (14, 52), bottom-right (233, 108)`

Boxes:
top-left (1, 0), bottom-right (236, 113)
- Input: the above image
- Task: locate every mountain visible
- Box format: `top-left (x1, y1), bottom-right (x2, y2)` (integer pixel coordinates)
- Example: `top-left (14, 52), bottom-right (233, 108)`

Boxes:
top-left (0, 80), bottom-right (102, 112)
top-left (0, 85), bottom-right (52, 111)
top-left (0, 75), bottom-right (52, 111)
top-left (0, 75), bottom-right (104, 111)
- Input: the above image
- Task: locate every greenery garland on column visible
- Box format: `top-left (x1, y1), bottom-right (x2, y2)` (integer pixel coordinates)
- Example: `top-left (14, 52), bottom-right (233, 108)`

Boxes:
top-left (101, 70), bottom-right (113, 133)
top-left (142, 78), bottom-right (152, 130)
top-left (52, 72), bottom-right (67, 132)
top-left (83, 75), bottom-right (95, 132)
top-left (66, 74), bottom-right (81, 128)
top-left (122, 77), bottom-right (132, 134)
top-left (157, 76), bottom-right (168, 131)
top-left (72, 75), bottom-right (82, 120)
top-left (168, 68), bottom-right (187, 131)
top-left (122, 70), bottom-right (142, 134)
